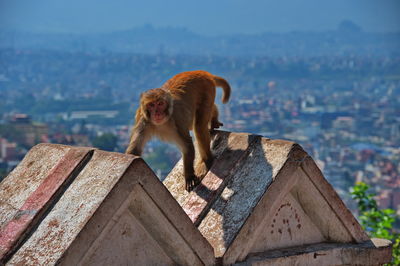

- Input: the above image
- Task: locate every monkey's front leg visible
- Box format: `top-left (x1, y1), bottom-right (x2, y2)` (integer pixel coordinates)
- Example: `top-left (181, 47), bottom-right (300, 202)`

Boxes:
top-left (126, 121), bottom-right (150, 156)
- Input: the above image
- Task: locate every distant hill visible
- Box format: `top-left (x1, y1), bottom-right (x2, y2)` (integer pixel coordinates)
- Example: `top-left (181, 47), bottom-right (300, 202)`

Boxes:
top-left (1, 25), bottom-right (399, 57)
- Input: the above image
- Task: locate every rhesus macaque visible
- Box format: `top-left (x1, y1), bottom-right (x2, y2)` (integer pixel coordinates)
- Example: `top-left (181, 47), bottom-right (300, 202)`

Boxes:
top-left (126, 70), bottom-right (231, 191)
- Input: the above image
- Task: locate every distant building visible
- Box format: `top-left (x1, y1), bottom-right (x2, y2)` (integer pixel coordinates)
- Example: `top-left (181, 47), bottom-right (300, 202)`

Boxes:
top-left (0, 138), bottom-right (17, 161)
top-left (332, 116), bottom-right (355, 130)
top-left (377, 188), bottom-right (400, 215)
top-left (62, 110), bottom-right (119, 120)
top-left (321, 112), bottom-right (350, 129)
top-left (8, 114), bottom-right (48, 147)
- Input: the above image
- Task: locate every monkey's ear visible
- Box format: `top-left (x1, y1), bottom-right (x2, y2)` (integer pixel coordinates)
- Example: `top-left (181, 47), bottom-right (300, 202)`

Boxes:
top-left (140, 104), bottom-right (150, 120)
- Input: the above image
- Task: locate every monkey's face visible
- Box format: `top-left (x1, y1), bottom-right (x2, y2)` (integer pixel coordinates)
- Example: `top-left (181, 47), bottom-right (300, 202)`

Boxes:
top-left (140, 88), bottom-right (172, 126)
top-left (147, 99), bottom-right (170, 125)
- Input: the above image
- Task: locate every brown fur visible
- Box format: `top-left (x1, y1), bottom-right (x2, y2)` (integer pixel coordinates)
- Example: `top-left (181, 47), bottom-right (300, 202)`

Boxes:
top-left (126, 70), bottom-right (231, 191)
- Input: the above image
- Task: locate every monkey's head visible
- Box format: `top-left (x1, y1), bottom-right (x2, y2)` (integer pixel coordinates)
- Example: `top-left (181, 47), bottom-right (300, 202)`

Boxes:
top-left (140, 88), bottom-right (173, 126)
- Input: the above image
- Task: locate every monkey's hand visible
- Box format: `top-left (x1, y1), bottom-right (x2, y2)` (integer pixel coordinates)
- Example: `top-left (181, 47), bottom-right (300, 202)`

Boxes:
top-left (211, 121), bottom-right (223, 131)
top-left (185, 175), bottom-right (201, 192)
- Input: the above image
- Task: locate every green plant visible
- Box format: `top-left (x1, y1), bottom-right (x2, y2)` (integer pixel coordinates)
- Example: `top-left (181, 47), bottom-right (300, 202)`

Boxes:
top-left (350, 182), bottom-right (400, 265)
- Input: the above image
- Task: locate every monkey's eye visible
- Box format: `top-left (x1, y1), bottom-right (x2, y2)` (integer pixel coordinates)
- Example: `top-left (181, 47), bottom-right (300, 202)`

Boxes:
top-left (148, 103), bottom-right (155, 108)
top-left (157, 101), bottom-right (164, 106)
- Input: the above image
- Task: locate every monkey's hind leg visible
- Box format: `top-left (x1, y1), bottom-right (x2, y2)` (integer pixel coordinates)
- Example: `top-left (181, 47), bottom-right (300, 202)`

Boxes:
top-left (194, 110), bottom-right (214, 179)
top-left (176, 130), bottom-right (200, 192)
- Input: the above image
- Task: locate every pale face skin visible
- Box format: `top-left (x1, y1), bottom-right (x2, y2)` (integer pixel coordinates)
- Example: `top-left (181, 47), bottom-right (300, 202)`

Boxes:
top-left (148, 100), bottom-right (169, 125)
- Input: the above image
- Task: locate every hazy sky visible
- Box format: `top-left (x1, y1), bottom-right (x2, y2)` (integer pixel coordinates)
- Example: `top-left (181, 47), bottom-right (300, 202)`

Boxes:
top-left (1, 0), bottom-right (399, 35)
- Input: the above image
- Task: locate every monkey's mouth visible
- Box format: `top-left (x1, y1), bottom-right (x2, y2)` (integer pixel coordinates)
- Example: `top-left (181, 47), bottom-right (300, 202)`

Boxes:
top-left (152, 115), bottom-right (167, 125)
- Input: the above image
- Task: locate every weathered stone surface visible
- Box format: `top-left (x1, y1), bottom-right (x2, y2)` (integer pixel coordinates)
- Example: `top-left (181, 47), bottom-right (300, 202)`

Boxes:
top-left (0, 131), bottom-right (393, 265)
top-left (251, 192), bottom-right (326, 252)
top-left (8, 150), bottom-right (134, 265)
top-left (79, 204), bottom-right (176, 266)
top-left (0, 144), bottom-right (93, 262)
top-left (198, 137), bottom-right (293, 258)
top-left (236, 238), bottom-right (392, 266)
top-left (222, 140), bottom-right (307, 264)
top-left (301, 157), bottom-right (370, 242)
top-left (163, 131), bottom-right (391, 265)
top-left (2, 145), bottom-right (215, 266)
top-left (0, 144), bottom-right (72, 210)
top-left (164, 132), bottom-right (301, 259)
top-left (185, 132), bottom-right (259, 225)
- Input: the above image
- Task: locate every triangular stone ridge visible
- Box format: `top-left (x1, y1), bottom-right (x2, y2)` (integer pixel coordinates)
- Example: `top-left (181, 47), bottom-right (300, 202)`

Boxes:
top-left (162, 131), bottom-right (369, 263)
top-left (249, 167), bottom-right (355, 254)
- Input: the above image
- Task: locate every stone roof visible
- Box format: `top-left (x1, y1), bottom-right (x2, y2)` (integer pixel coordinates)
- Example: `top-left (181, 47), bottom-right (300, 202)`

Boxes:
top-left (0, 144), bottom-right (213, 265)
top-left (0, 131), bottom-right (393, 265)
top-left (164, 130), bottom-right (392, 265)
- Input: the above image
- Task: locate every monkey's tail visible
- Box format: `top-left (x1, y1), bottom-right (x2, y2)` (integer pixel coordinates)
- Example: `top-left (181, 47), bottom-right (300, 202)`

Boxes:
top-left (213, 75), bottom-right (231, 104)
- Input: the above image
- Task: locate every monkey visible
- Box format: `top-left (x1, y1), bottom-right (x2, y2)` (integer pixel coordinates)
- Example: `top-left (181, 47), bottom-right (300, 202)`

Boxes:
top-left (126, 70), bottom-right (231, 191)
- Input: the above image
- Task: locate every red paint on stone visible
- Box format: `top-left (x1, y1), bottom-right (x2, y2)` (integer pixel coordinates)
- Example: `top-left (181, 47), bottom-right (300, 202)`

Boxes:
top-left (0, 148), bottom-right (91, 260)
top-left (0, 213), bottom-right (32, 255)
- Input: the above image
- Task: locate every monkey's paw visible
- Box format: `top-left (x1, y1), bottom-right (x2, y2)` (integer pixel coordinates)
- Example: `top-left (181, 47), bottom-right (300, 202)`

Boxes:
top-left (210, 121), bottom-right (223, 131)
top-left (185, 175), bottom-right (201, 192)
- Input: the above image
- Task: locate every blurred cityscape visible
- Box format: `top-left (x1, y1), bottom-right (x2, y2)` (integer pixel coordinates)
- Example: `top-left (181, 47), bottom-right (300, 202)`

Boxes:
top-left (0, 27), bottom-right (399, 222)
